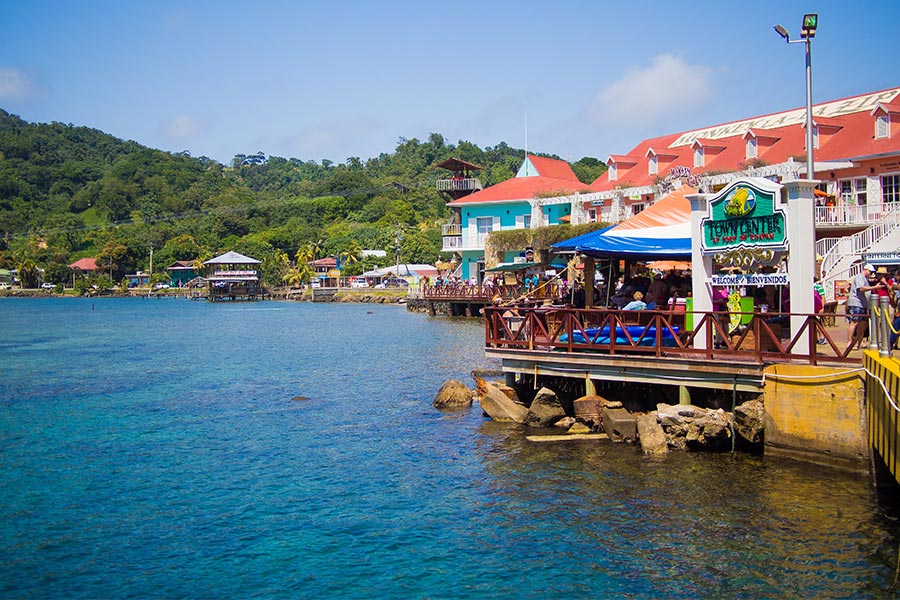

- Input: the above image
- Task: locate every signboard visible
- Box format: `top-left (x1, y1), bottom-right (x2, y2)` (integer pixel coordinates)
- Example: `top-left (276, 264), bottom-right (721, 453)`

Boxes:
top-left (710, 274), bottom-right (789, 286)
top-left (327, 268), bottom-right (341, 278)
top-left (864, 252), bottom-right (900, 265)
top-left (700, 180), bottom-right (787, 254)
top-left (834, 279), bottom-right (850, 303)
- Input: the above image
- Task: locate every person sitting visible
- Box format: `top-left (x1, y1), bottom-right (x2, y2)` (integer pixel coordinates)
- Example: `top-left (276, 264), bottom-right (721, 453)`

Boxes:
top-left (622, 291), bottom-right (647, 311)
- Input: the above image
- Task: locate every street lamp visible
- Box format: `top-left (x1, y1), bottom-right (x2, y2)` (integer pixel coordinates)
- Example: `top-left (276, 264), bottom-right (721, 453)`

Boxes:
top-left (773, 13), bottom-right (818, 181)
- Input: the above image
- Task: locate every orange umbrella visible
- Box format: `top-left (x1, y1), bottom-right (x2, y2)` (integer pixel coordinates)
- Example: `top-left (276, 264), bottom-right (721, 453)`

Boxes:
top-left (646, 260), bottom-right (691, 271)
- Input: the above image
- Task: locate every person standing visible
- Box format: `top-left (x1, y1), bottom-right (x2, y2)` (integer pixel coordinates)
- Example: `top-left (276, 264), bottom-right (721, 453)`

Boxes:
top-left (848, 263), bottom-right (880, 349)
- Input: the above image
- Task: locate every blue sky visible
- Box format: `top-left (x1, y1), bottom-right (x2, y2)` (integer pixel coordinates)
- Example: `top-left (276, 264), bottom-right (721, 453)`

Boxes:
top-left (1, 0), bottom-right (898, 166)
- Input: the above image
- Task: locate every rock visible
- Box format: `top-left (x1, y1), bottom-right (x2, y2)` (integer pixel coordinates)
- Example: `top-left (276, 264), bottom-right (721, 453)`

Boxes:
top-left (554, 416), bottom-right (576, 429)
top-left (605, 400), bottom-right (623, 409)
top-left (602, 407), bottom-right (637, 442)
top-left (567, 421), bottom-right (592, 434)
top-left (524, 387), bottom-right (567, 427)
top-left (472, 371), bottom-right (521, 405)
top-left (734, 399), bottom-right (765, 445)
top-left (433, 380), bottom-right (474, 410)
top-left (686, 409), bottom-right (732, 450)
top-left (480, 381), bottom-right (528, 423)
top-left (636, 413), bottom-right (668, 455)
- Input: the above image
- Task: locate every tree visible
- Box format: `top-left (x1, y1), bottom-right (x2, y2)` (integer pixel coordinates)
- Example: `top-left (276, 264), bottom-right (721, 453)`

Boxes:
top-left (16, 257), bottom-right (39, 288)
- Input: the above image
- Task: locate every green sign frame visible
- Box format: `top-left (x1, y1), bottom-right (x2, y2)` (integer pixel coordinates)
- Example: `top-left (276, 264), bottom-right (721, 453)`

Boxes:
top-left (700, 181), bottom-right (787, 254)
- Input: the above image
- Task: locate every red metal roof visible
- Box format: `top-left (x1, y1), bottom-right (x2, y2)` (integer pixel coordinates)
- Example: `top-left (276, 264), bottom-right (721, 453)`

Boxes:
top-left (447, 175), bottom-right (587, 205)
top-left (526, 155), bottom-right (579, 181)
top-left (590, 86), bottom-right (900, 192)
top-left (68, 257), bottom-right (97, 271)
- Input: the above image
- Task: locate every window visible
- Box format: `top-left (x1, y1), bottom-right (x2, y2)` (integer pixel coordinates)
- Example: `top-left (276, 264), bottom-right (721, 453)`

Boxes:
top-left (522, 215), bottom-right (531, 229)
top-left (608, 163), bottom-right (617, 181)
top-left (589, 209), bottom-right (597, 222)
top-left (883, 175), bottom-right (900, 204)
top-left (746, 137), bottom-right (758, 159)
top-left (839, 180), bottom-right (853, 204)
top-left (812, 126), bottom-right (819, 149)
top-left (855, 178), bottom-right (867, 205)
top-left (632, 204), bottom-right (645, 215)
top-left (648, 155), bottom-right (658, 175)
top-left (694, 147), bottom-right (704, 168)
top-left (476, 217), bottom-right (493, 245)
top-left (876, 114), bottom-right (889, 139)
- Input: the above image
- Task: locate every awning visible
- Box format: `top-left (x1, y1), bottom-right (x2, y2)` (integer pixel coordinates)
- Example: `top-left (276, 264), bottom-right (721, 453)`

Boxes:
top-left (552, 187), bottom-right (694, 260)
top-left (485, 261), bottom-right (541, 272)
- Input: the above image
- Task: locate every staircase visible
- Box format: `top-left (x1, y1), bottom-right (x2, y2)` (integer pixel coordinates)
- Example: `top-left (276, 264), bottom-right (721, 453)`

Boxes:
top-left (818, 210), bottom-right (900, 301)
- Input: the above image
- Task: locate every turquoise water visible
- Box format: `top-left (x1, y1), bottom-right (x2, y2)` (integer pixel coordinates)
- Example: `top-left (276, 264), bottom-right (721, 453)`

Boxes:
top-left (1, 298), bottom-right (899, 599)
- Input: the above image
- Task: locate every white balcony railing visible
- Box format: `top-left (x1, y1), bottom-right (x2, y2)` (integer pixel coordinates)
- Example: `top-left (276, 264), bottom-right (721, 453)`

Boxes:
top-left (441, 223), bottom-right (462, 236)
top-left (436, 178), bottom-right (483, 192)
top-left (815, 203), bottom-right (898, 226)
top-left (442, 237), bottom-right (463, 252)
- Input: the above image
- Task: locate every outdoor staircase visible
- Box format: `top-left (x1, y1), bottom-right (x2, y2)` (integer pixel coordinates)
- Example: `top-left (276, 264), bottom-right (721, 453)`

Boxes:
top-left (818, 209), bottom-right (900, 301)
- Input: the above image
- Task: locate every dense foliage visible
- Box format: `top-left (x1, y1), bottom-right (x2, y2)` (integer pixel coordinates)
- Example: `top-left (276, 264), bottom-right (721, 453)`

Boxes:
top-left (0, 110), bottom-right (606, 286)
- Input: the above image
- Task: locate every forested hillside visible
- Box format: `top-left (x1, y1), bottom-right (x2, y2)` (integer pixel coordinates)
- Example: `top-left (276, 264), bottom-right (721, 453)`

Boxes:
top-left (0, 110), bottom-right (606, 287)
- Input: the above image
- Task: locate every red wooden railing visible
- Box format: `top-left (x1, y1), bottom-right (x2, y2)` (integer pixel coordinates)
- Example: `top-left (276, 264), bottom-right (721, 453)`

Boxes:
top-left (483, 306), bottom-right (862, 365)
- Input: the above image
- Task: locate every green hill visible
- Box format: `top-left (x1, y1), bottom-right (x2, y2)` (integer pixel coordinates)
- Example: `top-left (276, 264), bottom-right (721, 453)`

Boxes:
top-left (0, 110), bottom-right (605, 287)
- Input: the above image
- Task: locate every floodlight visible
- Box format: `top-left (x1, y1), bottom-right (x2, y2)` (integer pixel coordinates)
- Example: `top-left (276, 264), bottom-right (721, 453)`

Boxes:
top-left (774, 24), bottom-right (790, 42)
top-left (801, 13), bottom-right (818, 38)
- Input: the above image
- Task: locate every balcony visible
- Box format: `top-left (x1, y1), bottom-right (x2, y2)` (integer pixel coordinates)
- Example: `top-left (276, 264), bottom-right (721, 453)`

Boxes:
top-left (442, 236), bottom-right (463, 252)
top-left (436, 178), bottom-right (483, 193)
top-left (815, 203), bottom-right (898, 228)
top-left (441, 223), bottom-right (462, 236)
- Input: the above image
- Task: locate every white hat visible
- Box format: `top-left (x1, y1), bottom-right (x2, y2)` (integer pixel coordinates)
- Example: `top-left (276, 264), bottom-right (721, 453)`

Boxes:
top-left (864, 263), bottom-right (875, 272)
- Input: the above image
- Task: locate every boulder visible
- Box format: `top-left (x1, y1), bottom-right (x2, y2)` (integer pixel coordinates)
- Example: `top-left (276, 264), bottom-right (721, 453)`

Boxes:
top-left (524, 387), bottom-right (567, 427)
top-left (734, 399), bottom-right (765, 445)
top-left (636, 413), bottom-right (668, 455)
top-left (554, 416), bottom-right (576, 429)
top-left (472, 371), bottom-right (521, 405)
top-left (480, 381), bottom-right (528, 423)
top-left (567, 422), bottom-right (592, 434)
top-left (433, 380), bottom-right (474, 410)
top-left (685, 409), bottom-right (732, 450)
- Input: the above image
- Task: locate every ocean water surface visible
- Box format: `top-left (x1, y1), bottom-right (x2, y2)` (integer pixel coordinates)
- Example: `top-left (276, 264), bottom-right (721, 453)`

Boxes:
top-left (1, 297), bottom-right (899, 598)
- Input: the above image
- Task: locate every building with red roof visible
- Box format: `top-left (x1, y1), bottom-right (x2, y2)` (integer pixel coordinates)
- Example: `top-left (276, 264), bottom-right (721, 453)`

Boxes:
top-left (68, 257), bottom-right (98, 272)
top-left (442, 154), bottom-right (593, 283)
top-left (584, 86), bottom-right (900, 229)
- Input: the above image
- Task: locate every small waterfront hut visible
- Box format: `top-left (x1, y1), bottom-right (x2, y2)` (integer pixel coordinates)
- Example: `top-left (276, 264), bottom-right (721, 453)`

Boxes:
top-left (203, 251), bottom-right (263, 301)
top-left (166, 260), bottom-right (201, 287)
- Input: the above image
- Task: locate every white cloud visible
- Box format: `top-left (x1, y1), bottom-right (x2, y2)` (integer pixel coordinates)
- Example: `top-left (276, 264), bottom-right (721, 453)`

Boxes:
top-left (164, 115), bottom-right (207, 140)
top-left (0, 68), bottom-right (34, 102)
top-left (590, 54), bottom-right (713, 129)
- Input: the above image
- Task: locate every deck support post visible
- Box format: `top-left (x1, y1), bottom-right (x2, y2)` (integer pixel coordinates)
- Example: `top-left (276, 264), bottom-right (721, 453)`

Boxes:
top-left (784, 179), bottom-right (818, 355)
top-left (688, 193), bottom-right (714, 350)
top-left (585, 374), bottom-right (596, 396)
top-left (679, 385), bottom-right (691, 405)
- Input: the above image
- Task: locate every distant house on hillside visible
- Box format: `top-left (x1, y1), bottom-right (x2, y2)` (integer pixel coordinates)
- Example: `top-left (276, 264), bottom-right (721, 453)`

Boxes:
top-left (308, 256), bottom-right (338, 287)
top-left (203, 251), bottom-right (264, 301)
top-left (69, 257), bottom-right (98, 273)
top-left (166, 260), bottom-right (201, 287)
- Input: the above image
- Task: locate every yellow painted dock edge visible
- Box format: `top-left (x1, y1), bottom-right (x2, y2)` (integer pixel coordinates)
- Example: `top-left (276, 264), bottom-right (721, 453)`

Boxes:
top-left (763, 362), bottom-right (867, 468)
top-left (865, 352), bottom-right (900, 486)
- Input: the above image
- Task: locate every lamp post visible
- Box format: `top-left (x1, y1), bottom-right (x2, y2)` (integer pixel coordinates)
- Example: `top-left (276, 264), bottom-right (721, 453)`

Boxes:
top-left (774, 13), bottom-right (818, 181)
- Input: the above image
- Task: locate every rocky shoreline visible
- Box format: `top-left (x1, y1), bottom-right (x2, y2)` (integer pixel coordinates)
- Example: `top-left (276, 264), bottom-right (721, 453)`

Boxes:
top-left (434, 372), bottom-right (765, 455)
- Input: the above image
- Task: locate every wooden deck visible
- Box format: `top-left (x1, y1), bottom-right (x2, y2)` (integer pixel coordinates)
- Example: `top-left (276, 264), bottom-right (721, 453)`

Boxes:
top-left (483, 306), bottom-right (866, 392)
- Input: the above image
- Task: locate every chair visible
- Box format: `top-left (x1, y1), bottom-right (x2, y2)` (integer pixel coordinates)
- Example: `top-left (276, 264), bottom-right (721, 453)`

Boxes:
top-left (822, 301), bottom-right (837, 327)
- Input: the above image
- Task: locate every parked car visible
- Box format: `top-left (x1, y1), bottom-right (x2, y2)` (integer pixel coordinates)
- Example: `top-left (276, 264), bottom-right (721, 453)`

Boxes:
top-left (309, 280), bottom-right (321, 289)
top-left (40, 282), bottom-right (56, 290)
top-left (0, 283), bottom-right (12, 290)
top-left (375, 278), bottom-right (409, 289)
top-left (351, 279), bottom-right (369, 288)
top-left (154, 283), bottom-right (170, 290)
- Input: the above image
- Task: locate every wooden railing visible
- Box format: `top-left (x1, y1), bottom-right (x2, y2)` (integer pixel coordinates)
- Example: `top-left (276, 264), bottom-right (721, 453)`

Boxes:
top-left (436, 178), bottom-right (483, 192)
top-left (865, 352), bottom-right (900, 486)
top-left (483, 306), bottom-right (862, 365)
top-left (423, 283), bottom-right (564, 303)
